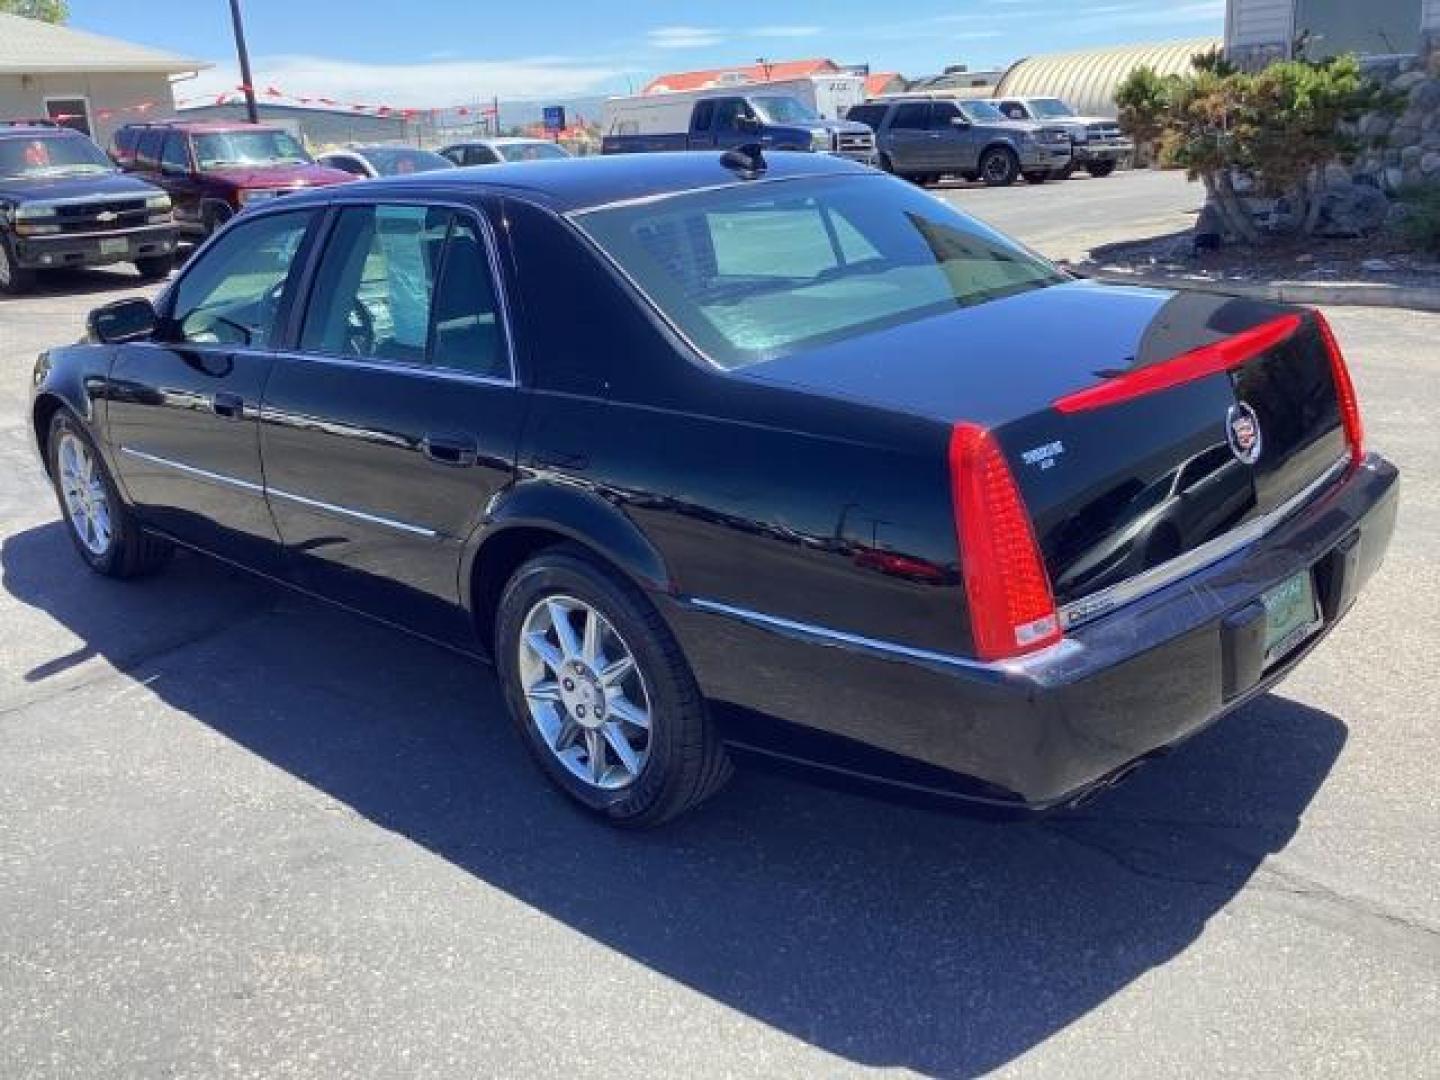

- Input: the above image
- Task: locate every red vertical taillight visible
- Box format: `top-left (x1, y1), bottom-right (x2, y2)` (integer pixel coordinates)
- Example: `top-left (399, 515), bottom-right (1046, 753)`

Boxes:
top-left (1313, 311), bottom-right (1365, 467)
top-left (949, 423), bottom-right (1062, 662)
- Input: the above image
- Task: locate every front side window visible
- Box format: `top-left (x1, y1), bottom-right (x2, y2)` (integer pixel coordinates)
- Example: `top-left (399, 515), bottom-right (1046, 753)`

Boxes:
top-left (1027, 98), bottom-right (1074, 119)
top-left (929, 102), bottom-right (963, 129)
top-left (576, 175), bottom-right (1064, 369)
top-left (193, 129), bottom-right (310, 170)
top-left (360, 147), bottom-right (455, 176)
top-left (0, 134), bottom-right (113, 179)
top-left (712, 99), bottom-right (750, 133)
top-left (160, 132), bottom-right (189, 173)
top-left (891, 103), bottom-right (929, 130)
top-left (169, 210), bottom-right (316, 348)
top-left (465, 145), bottom-right (500, 165)
top-left (301, 204), bottom-right (506, 377)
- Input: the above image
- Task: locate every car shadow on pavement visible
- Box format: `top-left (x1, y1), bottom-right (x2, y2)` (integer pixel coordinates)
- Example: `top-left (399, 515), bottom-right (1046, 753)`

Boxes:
top-left (2, 524), bottom-right (1346, 1079)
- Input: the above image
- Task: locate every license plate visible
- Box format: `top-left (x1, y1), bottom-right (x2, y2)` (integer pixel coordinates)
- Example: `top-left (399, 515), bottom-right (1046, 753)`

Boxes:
top-left (98, 237), bottom-right (129, 256)
top-left (1262, 570), bottom-right (1322, 667)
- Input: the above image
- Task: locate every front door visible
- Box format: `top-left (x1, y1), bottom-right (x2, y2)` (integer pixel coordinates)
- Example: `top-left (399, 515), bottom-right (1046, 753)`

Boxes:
top-left (259, 200), bottom-right (525, 644)
top-left (107, 207), bottom-right (320, 571)
top-left (710, 98), bottom-right (754, 150)
top-left (926, 101), bottom-right (977, 173)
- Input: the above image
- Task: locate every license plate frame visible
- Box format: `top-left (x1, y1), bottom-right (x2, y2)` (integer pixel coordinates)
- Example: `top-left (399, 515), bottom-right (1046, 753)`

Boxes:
top-left (1261, 569), bottom-right (1323, 668)
top-left (98, 237), bottom-right (129, 257)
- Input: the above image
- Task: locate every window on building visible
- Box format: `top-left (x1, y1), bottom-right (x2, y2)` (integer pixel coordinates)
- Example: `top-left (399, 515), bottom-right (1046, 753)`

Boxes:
top-left (44, 98), bottom-right (92, 137)
top-left (1295, 0), bottom-right (1421, 58)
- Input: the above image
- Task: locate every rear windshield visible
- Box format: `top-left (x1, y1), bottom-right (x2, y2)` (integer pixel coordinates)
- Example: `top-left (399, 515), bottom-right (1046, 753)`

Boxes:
top-left (497, 141), bottom-right (569, 162)
top-left (0, 133), bottom-right (114, 179)
top-left (360, 147), bottom-right (456, 175)
top-left (193, 129), bottom-right (311, 169)
top-left (575, 174), bottom-right (1064, 370)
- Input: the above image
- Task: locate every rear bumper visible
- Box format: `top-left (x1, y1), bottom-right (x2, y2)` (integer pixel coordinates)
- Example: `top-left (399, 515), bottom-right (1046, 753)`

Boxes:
top-left (12, 223), bottom-right (176, 269)
top-left (667, 453), bottom-right (1398, 810)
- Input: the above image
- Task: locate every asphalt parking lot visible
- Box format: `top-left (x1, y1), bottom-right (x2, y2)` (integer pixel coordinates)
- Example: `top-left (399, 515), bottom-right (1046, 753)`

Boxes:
top-left (1, 170), bottom-right (1437, 1079)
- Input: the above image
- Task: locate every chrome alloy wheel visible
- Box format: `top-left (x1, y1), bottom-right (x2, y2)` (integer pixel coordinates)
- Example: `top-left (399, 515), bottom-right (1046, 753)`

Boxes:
top-left (518, 595), bottom-right (652, 791)
top-left (57, 432), bottom-right (113, 556)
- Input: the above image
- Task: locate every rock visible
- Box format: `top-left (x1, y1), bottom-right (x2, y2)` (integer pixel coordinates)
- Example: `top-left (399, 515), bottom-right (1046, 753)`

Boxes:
top-left (1410, 80), bottom-right (1440, 111)
top-left (1323, 162), bottom-right (1352, 187)
top-left (1384, 166), bottom-right (1406, 192)
top-left (1315, 181), bottom-right (1391, 237)
top-left (1402, 145), bottom-right (1424, 169)
top-left (1359, 111), bottom-right (1394, 140)
top-left (1423, 151), bottom-right (1440, 175)
top-left (1361, 258), bottom-right (1394, 272)
top-left (1388, 122), bottom-right (1422, 147)
top-left (1392, 71), bottom-right (1428, 93)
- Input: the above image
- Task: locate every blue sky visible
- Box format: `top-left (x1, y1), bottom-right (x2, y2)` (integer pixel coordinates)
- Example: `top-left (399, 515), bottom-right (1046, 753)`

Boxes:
top-left (69, 0), bottom-right (1224, 105)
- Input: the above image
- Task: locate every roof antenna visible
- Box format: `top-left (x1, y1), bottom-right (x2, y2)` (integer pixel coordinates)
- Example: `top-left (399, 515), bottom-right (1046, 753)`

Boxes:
top-left (720, 142), bottom-right (767, 178)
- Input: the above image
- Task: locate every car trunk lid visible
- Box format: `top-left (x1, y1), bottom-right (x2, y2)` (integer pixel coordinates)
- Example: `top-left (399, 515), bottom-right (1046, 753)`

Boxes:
top-left (743, 281), bottom-right (1352, 618)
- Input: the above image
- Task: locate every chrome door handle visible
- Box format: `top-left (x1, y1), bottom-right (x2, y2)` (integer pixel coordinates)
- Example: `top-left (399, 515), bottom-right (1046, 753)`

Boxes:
top-left (421, 434), bottom-right (478, 467)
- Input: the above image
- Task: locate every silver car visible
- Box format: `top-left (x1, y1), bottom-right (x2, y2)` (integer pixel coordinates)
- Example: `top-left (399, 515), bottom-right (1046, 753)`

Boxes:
top-left (438, 138), bottom-right (573, 167)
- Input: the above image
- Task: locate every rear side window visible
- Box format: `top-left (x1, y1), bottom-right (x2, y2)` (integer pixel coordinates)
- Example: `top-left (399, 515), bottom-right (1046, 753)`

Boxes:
top-left (576, 175), bottom-right (1064, 369)
top-left (891, 103), bottom-right (929, 130)
top-left (160, 132), bottom-right (189, 172)
top-left (301, 204), bottom-right (506, 377)
top-left (465, 145), bottom-right (499, 165)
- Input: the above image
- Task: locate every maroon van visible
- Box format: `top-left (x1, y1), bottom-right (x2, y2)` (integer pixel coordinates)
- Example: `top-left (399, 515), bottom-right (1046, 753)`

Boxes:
top-left (113, 121), bottom-right (354, 238)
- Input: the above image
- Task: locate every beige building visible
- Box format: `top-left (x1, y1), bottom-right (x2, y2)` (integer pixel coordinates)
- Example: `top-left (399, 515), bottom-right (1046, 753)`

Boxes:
top-left (0, 12), bottom-right (206, 145)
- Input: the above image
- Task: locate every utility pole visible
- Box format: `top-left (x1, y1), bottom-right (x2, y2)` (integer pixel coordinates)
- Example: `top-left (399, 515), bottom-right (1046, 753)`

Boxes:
top-left (227, 0), bottom-right (260, 124)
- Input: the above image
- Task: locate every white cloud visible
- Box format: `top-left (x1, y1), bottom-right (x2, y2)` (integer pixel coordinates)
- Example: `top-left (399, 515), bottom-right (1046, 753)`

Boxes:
top-left (186, 54), bottom-right (629, 107)
top-left (646, 26), bottom-right (727, 50)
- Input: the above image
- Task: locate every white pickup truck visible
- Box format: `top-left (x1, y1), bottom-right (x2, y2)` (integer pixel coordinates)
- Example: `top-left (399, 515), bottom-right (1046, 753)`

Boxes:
top-left (984, 97), bottom-right (1134, 178)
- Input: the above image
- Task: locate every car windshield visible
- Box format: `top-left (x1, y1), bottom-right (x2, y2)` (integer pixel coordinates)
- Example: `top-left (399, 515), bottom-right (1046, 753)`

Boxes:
top-left (576, 174), bottom-right (1065, 370)
top-left (1027, 98), bottom-right (1076, 119)
top-left (359, 147), bottom-right (456, 175)
top-left (0, 134), bottom-right (114, 179)
top-left (193, 129), bottom-right (312, 169)
top-left (959, 101), bottom-right (1006, 123)
top-left (497, 142), bottom-right (570, 162)
top-left (751, 95), bottom-right (820, 125)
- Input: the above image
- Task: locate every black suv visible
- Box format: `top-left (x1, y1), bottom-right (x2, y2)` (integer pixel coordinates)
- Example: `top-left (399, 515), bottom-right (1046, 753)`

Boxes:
top-left (0, 121), bottom-right (176, 294)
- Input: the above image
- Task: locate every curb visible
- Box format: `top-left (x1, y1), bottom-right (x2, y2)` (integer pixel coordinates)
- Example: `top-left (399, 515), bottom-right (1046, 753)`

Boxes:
top-left (1071, 264), bottom-right (1440, 312)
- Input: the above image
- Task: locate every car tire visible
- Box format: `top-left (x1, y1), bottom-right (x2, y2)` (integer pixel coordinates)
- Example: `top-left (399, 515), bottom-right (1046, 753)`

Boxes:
top-left (980, 147), bottom-right (1020, 187)
top-left (1023, 170), bottom-right (1048, 184)
top-left (134, 253), bottom-right (174, 282)
top-left (1086, 160), bottom-right (1118, 178)
top-left (1056, 163), bottom-right (1077, 180)
top-left (0, 234), bottom-right (36, 295)
top-left (202, 203), bottom-right (233, 238)
top-left (495, 545), bottom-right (732, 828)
top-left (46, 410), bottom-right (172, 579)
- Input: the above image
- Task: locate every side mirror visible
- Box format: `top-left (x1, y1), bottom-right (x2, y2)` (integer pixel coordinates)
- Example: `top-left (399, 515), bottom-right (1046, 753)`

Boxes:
top-left (950, 116), bottom-right (972, 129)
top-left (736, 114), bottom-right (762, 134)
top-left (88, 298), bottom-right (157, 344)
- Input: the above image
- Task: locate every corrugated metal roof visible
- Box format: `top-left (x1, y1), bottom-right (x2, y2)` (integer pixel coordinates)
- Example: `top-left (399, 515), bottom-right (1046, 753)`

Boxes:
top-left (0, 13), bottom-right (207, 75)
top-left (995, 37), bottom-right (1221, 118)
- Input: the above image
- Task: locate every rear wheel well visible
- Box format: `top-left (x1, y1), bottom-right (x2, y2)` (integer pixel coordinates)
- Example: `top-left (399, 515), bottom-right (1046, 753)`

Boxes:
top-left (471, 527), bottom-right (608, 655)
top-left (32, 394), bottom-right (66, 475)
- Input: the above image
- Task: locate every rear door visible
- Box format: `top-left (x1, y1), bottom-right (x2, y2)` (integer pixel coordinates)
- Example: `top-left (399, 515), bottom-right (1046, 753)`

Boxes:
top-left (107, 206), bottom-right (320, 571)
top-left (885, 102), bottom-right (931, 171)
top-left (710, 98), bottom-right (753, 150)
top-left (927, 101), bottom-right (977, 172)
top-left (158, 130), bottom-right (203, 227)
top-left (259, 198), bottom-right (525, 644)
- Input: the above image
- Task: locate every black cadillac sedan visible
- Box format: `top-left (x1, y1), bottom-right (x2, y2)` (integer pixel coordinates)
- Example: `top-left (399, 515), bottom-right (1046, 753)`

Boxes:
top-left (29, 151), bottom-right (1398, 826)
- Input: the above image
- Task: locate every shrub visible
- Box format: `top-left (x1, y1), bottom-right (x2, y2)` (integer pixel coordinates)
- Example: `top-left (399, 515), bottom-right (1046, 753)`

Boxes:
top-left (1116, 52), bottom-right (1391, 243)
top-left (1394, 186), bottom-right (1440, 254)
